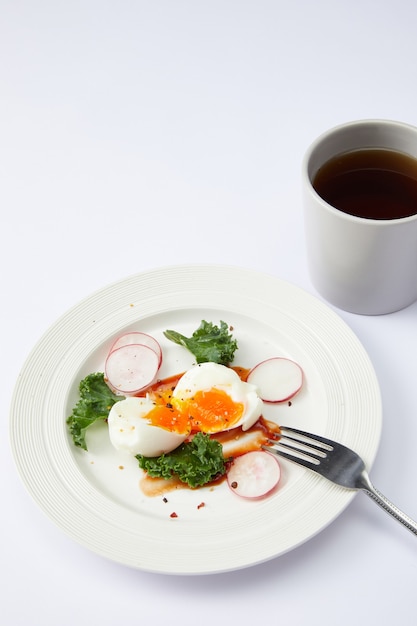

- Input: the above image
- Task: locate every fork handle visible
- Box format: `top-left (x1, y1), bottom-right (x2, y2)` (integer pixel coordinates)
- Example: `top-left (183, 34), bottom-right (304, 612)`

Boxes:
top-left (363, 484), bottom-right (417, 536)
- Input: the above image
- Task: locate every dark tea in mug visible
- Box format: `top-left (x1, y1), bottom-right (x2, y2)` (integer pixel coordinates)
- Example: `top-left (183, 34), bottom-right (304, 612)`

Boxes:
top-left (312, 148), bottom-right (417, 220)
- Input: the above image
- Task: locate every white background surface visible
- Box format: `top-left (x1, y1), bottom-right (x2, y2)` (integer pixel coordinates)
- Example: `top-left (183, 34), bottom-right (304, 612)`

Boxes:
top-left (2, 1), bottom-right (416, 624)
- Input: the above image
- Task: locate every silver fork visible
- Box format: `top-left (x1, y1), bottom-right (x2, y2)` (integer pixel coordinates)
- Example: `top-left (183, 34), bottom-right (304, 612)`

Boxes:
top-left (263, 426), bottom-right (417, 536)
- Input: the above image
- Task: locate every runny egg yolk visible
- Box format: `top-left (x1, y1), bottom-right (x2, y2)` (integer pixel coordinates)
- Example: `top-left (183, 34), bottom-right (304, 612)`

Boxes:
top-left (179, 388), bottom-right (244, 433)
top-left (146, 388), bottom-right (244, 434)
top-left (145, 402), bottom-right (190, 434)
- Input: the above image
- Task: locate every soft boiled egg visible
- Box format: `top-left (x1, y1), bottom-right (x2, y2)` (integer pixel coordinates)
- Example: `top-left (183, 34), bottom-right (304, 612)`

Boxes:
top-left (107, 362), bottom-right (264, 457)
top-left (171, 362), bottom-right (263, 434)
top-left (108, 396), bottom-right (189, 457)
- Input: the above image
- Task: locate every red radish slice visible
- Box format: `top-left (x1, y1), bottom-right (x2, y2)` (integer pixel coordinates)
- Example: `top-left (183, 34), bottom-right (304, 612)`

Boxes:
top-left (105, 343), bottom-right (160, 394)
top-left (247, 357), bottom-right (303, 403)
top-left (227, 451), bottom-right (281, 498)
top-left (110, 332), bottom-right (162, 366)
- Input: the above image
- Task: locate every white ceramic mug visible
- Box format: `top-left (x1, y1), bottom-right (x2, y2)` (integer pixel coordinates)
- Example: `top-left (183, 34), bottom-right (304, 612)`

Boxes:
top-left (302, 119), bottom-right (417, 315)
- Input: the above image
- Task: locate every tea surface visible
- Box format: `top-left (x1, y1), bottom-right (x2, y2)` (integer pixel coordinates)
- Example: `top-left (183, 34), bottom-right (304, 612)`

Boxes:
top-left (313, 148), bottom-right (417, 219)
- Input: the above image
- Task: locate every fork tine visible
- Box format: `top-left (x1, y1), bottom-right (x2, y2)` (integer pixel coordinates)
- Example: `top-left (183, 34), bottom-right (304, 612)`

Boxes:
top-left (277, 434), bottom-right (330, 457)
top-left (279, 426), bottom-right (335, 450)
top-left (271, 440), bottom-right (324, 462)
top-left (262, 444), bottom-right (322, 471)
top-left (261, 426), bottom-right (335, 473)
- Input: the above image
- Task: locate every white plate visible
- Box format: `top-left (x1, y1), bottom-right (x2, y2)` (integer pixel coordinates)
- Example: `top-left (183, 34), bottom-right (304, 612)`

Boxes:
top-left (9, 265), bottom-right (382, 575)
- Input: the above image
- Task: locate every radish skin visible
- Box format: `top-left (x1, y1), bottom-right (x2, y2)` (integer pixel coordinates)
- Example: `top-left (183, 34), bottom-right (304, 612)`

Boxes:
top-left (227, 451), bottom-right (281, 498)
top-left (247, 357), bottom-right (303, 403)
top-left (105, 343), bottom-right (160, 394)
top-left (110, 332), bottom-right (162, 366)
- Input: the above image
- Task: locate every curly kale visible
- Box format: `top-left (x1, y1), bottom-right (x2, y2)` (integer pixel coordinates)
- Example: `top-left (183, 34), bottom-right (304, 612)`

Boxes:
top-left (66, 372), bottom-right (123, 450)
top-left (163, 320), bottom-right (238, 365)
top-left (136, 432), bottom-right (226, 488)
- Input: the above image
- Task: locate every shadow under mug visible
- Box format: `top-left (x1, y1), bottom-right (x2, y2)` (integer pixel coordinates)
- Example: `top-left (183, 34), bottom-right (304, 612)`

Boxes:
top-left (302, 119), bottom-right (417, 315)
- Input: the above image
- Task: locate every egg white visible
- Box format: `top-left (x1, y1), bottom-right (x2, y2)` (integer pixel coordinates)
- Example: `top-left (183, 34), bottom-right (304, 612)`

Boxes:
top-left (107, 396), bottom-right (188, 457)
top-left (172, 362), bottom-right (263, 432)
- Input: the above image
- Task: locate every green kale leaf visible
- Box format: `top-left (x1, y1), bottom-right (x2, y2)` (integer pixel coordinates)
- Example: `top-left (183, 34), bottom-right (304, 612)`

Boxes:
top-left (163, 320), bottom-right (238, 365)
top-left (136, 432), bottom-right (226, 488)
top-left (66, 372), bottom-right (123, 451)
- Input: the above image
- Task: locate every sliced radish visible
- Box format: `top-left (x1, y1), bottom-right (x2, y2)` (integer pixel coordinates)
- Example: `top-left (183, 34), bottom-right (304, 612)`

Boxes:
top-left (105, 343), bottom-right (160, 394)
top-left (110, 332), bottom-right (162, 366)
top-left (227, 451), bottom-right (281, 498)
top-left (247, 357), bottom-right (303, 403)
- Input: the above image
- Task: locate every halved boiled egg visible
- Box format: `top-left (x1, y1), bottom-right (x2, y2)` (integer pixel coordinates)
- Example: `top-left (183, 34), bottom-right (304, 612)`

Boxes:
top-left (107, 362), bottom-right (264, 457)
top-left (108, 396), bottom-right (189, 457)
top-left (171, 362), bottom-right (263, 433)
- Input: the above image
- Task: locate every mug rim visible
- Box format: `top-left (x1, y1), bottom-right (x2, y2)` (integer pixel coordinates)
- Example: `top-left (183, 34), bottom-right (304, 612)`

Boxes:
top-left (302, 118), bottom-right (417, 225)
